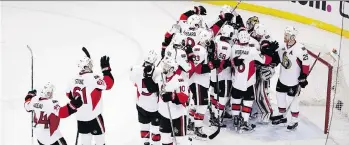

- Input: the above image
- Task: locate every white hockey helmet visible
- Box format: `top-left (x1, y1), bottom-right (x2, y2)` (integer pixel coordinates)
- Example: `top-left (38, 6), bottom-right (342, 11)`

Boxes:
top-left (187, 14), bottom-right (203, 29)
top-left (284, 26), bottom-right (298, 42)
top-left (162, 57), bottom-right (178, 75)
top-left (220, 5), bottom-right (233, 14)
top-left (144, 49), bottom-right (158, 65)
top-left (198, 29), bottom-right (213, 46)
top-left (254, 23), bottom-right (267, 37)
top-left (284, 26), bottom-right (298, 36)
top-left (172, 33), bottom-right (187, 49)
top-left (220, 25), bottom-right (235, 38)
top-left (238, 30), bottom-right (250, 44)
top-left (78, 56), bottom-right (93, 73)
top-left (40, 82), bottom-right (55, 99)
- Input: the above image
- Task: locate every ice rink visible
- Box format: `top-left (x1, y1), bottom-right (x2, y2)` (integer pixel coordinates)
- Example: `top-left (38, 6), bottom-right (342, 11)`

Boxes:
top-left (1, 1), bottom-right (348, 145)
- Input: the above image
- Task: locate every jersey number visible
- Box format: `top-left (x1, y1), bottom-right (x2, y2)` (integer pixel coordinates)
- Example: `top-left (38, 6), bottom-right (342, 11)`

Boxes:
top-left (237, 63), bottom-right (246, 73)
top-left (73, 87), bottom-right (87, 104)
top-left (186, 37), bottom-right (195, 48)
top-left (193, 55), bottom-right (200, 62)
top-left (218, 53), bottom-right (226, 60)
top-left (37, 111), bottom-right (49, 129)
top-left (180, 86), bottom-right (186, 92)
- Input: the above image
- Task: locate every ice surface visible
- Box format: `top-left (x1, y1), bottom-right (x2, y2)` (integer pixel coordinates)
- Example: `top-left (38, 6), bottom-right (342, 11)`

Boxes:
top-left (1, 1), bottom-right (348, 145)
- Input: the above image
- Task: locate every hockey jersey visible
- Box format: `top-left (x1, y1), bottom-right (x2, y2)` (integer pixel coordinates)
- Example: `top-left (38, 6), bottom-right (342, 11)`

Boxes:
top-left (129, 65), bottom-right (161, 112)
top-left (158, 73), bottom-right (189, 119)
top-left (66, 72), bottom-right (114, 121)
top-left (190, 44), bottom-right (211, 88)
top-left (277, 42), bottom-right (310, 86)
top-left (231, 43), bottom-right (272, 91)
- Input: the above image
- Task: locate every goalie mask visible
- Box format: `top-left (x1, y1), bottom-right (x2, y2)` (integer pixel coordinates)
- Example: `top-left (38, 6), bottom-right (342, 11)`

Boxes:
top-left (40, 82), bottom-right (55, 99)
top-left (246, 16), bottom-right (259, 32)
top-left (78, 56), bottom-right (93, 73)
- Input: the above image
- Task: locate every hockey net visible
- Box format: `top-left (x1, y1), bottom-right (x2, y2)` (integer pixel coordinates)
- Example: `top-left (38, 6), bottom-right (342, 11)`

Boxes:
top-left (299, 43), bottom-right (349, 136)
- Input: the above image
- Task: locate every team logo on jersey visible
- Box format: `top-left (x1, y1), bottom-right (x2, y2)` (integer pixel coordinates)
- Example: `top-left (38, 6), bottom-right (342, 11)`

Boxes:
top-left (281, 52), bottom-right (292, 69)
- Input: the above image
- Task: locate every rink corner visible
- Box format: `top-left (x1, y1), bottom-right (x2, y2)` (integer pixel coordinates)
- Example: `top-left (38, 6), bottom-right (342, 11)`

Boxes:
top-left (198, 1), bottom-right (349, 39)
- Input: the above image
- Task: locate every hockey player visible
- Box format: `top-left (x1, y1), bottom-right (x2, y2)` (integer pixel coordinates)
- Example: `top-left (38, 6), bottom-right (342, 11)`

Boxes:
top-left (210, 25), bottom-right (234, 127)
top-left (187, 29), bottom-right (215, 139)
top-left (130, 50), bottom-right (162, 145)
top-left (66, 54), bottom-right (114, 145)
top-left (249, 23), bottom-right (279, 124)
top-left (271, 26), bottom-right (310, 130)
top-left (230, 29), bottom-right (275, 132)
top-left (246, 16), bottom-right (260, 34)
top-left (24, 82), bottom-right (83, 145)
top-left (158, 57), bottom-right (191, 145)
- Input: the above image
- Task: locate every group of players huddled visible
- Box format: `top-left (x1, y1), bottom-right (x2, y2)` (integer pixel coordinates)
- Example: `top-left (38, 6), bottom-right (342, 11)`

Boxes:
top-left (23, 4), bottom-right (311, 145)
top-left (130, 4), bottom-right (311, 145)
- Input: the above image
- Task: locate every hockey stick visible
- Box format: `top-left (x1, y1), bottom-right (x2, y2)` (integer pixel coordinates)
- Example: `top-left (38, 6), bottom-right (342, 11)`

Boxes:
top-left (27, 45), bottom-right (34, 145)
top-left (272, 52), bottom-right (321, 121)
top-left (160, 73), bottom-right (178, 145)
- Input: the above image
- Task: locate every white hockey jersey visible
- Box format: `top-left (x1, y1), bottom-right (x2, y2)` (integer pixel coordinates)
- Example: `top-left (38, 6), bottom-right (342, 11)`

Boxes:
top-left (129, 65), bottom-right (161, 112)
top-left (231, 43), bottom-right (272, 91)
top-left (66, 72), bottom-right (114, 121)
top-left (190, 44), bottom-right (211, 88)
top-left (158, 73), bottom-right (189, 119)
top-left (277, 42), bottom-right (310, 86)
top-left (24, 97), bottom-right (63, 145)
top-left (164, 47), bottom-right (193, 83)
top-left (215, 39), bottom-right (233, 81)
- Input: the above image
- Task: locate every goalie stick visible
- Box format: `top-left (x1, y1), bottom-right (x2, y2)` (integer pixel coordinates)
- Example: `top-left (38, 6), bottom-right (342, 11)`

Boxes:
top-left (208, 1), bottom-right (241, 140)
top-left (26, 45), bottom-right (34, 145)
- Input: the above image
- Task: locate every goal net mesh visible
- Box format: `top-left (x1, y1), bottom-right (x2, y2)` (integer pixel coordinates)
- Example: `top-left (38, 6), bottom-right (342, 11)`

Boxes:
top-left (299, 43), bottom-right (349, 142)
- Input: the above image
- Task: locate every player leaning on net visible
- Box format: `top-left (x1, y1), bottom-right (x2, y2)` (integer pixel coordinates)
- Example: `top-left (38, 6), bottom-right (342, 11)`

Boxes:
top-left (270, 26), bottom-right (310, 130)
top-left (187, 29), bottom-right (216, 139)
top-left (130, 50), bottom-right (162, 145)
top-left (249, 23), bottom-right (280, 124)
top-left (158, 57), bottom-right (191, 145)
top-left (230, 29), bottom-right (276, 132)
top-left (65, 53), bottom-right (114, 145)
top-left (24, 82), bottom-right (83, 145)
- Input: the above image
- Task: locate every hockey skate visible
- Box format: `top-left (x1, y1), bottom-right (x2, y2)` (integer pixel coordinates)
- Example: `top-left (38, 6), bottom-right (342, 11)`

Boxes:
top-left (187, 119), bottom-right (195, 135)
top-left (271, 116), bottom-right (287, 125)
top-left (239, 121), bottom-right (256, 133)
top-left (223, 111), bottom-right (233, 119)
top-left (232, 115), bottom-right (243, 131)
top-left (193, 127), bottom-right (208, 140)
top-left (287, 122), bottom-right (298, 131)
top-left (210, 117), bottom-right (226, 128)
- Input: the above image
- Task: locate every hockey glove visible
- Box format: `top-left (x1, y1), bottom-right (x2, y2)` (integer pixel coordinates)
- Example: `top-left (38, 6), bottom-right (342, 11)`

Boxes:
top-left (269, 41), bottom-right (279, 52)
top-left (224, 13), bottom-right (234, 22)
top-left (194, 6), bottom-right (207, 15)
top-left (161, 47), bottom-right (166, 59)
top-left (211, 59), bottom-right (221, 69)
top-left (233, 57), bottom-right (244, 66)
top-left (143, 65), bottom-right (155, 78)
top-left (68, 96), bottom-right (83, 110)
top-left (207, 41), bottom-right (216, 61)
top-left (25, 90), bottom-right (37, 102)
top-left (298, 73), bottom-right (308, 88)
top-left (100, 55), bottom-right (111, 72)
top-left (162, 92), bottom-right (173, 102)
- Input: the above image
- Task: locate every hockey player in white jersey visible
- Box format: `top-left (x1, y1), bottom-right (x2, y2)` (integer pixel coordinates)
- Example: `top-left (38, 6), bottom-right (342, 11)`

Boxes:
top-left (210, 25), bottom-right (234, 127)
top-left (158, 57), bottom-right (191, 145)
top-left (271, 26), bottom-right (310, 130)
top-left (130, 50), bottom-right (162, 145)
top-left (249, 23), bottom-right (280, 124)
top-left (24, 82), bottom-right (83, 145)
top-left (66, 51), bottom-right (114, 145)
top-left (187, 29), bottom-right (215, 139)
top-left (230, 29), bottom-right (275, 132)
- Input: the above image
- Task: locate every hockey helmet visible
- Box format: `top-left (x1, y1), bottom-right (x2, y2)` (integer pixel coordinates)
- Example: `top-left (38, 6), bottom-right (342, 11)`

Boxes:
top-left (144, 49), bottom-right (158, 65)
top-left (172, 33), bottom-right (186, 49)
top-left (198, 29), bottom-right (213, 46)
top-left (187, 14), bottom-right (203, 29)
top-left (78, 56), bottom-right (93, 73)
top-left (40, 82), bottom-right (55, 99)
top-left (246, 16), bottom-right (259, 31)
top-left (162, 57), bottom-right (178, 75)
top-left (221, 25), bottom-right (235, 38)
top-left (238, 30), bottom-right (250, 44)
